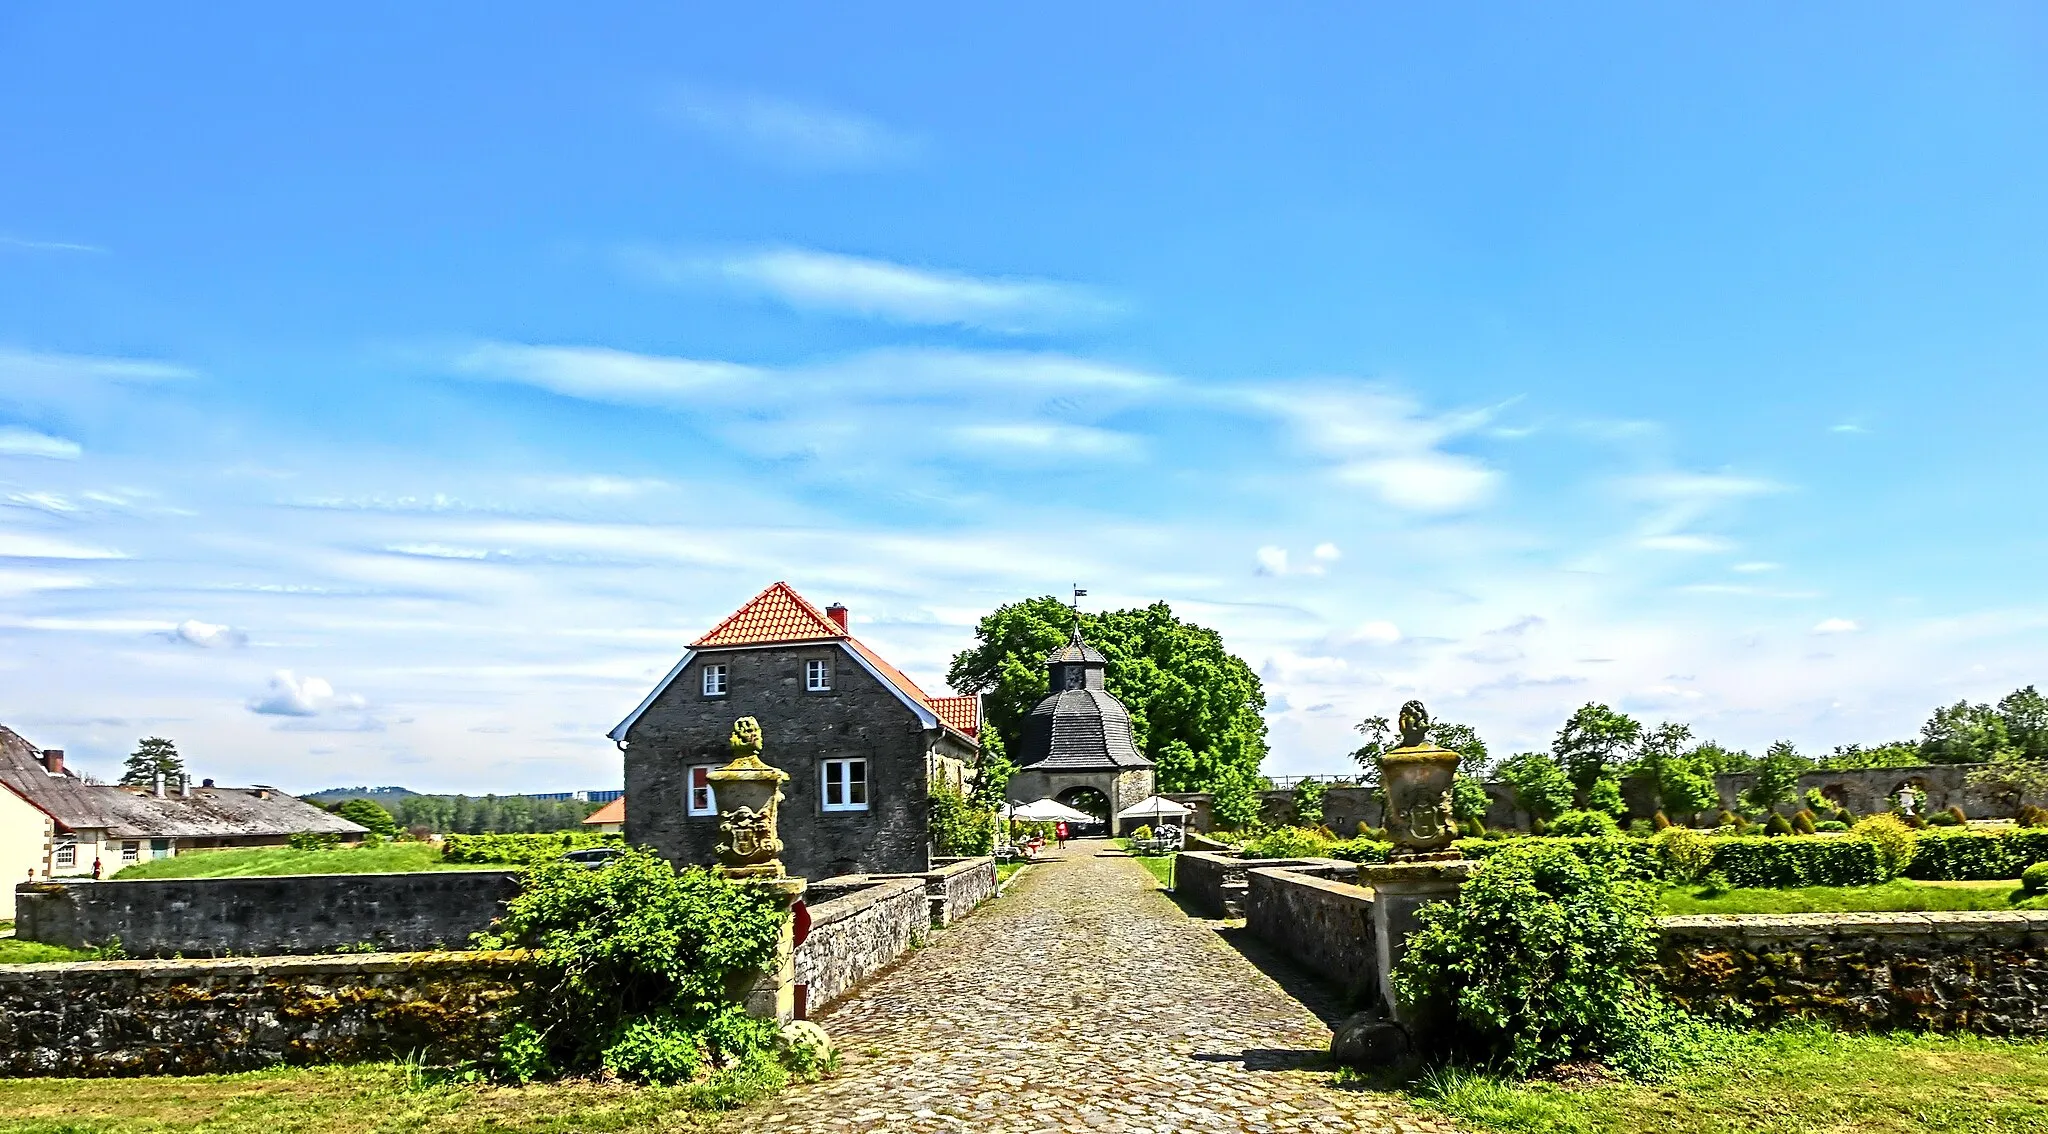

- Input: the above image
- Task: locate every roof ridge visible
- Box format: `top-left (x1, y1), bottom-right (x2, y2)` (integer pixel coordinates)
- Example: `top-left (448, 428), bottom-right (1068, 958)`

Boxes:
top-left (690, 581), bottom-right (848, 648)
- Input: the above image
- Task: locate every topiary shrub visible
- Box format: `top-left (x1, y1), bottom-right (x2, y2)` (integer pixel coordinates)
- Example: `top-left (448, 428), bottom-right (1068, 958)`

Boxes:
top-left (477, 847), bottom-right (789, 1084)
top-left (1549, 810), bottom-right (1622, 838)
top-left (1241, 826), bottom-right (1334, 859)
top-left (1927, 811), bottom-right (1963, 828)
top-left (1791, 811), bottom-right (1818, 835)
top-left (1815, 820), bottom-right (1848, 833)
top-left (1652, 812), bottom-right (1672, 831)
top-left (1705, 835), bottom-right (1882, 887)
top-left (2019, 804), bottom-right (2047, 828)
top-left (1947, 804), bottom-right (1969, 825)
top-left (1456, 835), bottom-right (1660, 882)
top-left (1396, 841), bottom-right (1666, 1075)
top-left (1714, 810), bottom-right (1740, 831)
top-left (2023, 861), bottom-right (2048, 896)
top-left (1652, 826), bottom-right (1715, 885)
top-left (1853, 813), bottom-right (1917, 881)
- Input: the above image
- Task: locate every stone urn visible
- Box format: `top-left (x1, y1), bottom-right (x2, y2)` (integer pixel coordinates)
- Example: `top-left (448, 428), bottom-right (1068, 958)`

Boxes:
top-left (707, 716), bottom-right (789, 879)
top-left (1379, 699), bottom-right (1460, 860)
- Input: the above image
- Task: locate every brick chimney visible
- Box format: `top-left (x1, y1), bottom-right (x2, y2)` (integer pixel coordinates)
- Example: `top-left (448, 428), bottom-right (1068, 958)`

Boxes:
top-left (40, 749), bottom-right (63, 775)
top-left (825, 604), bottom-right (849, 632)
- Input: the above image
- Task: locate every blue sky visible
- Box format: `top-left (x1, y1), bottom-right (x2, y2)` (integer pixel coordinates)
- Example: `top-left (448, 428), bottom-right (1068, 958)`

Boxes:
top-left (3, 4), bottom-right (2046, 792)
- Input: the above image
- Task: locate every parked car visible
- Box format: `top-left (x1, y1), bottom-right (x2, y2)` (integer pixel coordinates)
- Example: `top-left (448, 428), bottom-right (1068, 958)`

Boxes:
top-left (560, 846), bottom-right (624, 869)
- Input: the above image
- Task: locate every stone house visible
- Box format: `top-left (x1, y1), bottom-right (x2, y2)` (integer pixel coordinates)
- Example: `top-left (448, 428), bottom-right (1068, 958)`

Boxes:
top-left (0, 725), bottom-right (365, 903)
top-left (610, 582), bottom-right (980, 880)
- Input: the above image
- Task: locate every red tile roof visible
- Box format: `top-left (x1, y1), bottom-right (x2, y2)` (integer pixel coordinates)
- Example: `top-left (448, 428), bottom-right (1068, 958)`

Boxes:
top-left (930, 695), bottom-right (980, 739)
top-left (582, 796), bottom-right (626, 825)
top-left (691, 582), bottom-right (847, 648)
top-left (685, 583), bottom-right (976, 747)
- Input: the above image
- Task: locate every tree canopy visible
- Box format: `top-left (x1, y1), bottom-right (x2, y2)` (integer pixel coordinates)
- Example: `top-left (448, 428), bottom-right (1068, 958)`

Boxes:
top-left (946, 596), bottom-right (1268, 794)
top-left (118, 737), bottom-right (185, 788)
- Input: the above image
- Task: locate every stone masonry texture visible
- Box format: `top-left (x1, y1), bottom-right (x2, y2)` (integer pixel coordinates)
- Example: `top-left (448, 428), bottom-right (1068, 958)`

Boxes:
top-left (623, 644), bottom-right (973, 880)
top-left (0, 951), bottom-right (531, 1077)
top-left (1245, 867), bottom-right (1377, 1001)
top-left (15, 870), bottom-right (520, 957)
top-left (729, 842), bottom-right (1460, 1134)
top-left (795, 876), bottom-right (931, 1011)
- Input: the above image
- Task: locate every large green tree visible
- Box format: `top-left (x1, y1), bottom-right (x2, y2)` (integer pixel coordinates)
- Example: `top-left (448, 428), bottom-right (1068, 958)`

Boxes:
top-left (946, 596), bottom-right (1269, 794)
top-left (119, 737), bottom-right (185, 788)
top-left (1552, 703), bottom-right (1643, 802)
top-left (1742, 739), bottom-right (1812, 814)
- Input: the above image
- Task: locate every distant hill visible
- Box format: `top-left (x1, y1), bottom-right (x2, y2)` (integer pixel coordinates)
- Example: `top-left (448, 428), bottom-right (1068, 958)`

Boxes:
top-left (304, 785), bottom-right (421, 803)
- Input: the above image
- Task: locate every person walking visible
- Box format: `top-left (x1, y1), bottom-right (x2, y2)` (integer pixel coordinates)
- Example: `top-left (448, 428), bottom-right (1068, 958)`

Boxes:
top-left (1054, 820), bottom-right (1068, 849)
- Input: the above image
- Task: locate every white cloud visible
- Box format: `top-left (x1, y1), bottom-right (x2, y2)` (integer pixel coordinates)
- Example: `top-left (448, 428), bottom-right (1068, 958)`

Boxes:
top-left (1733, 561), bottom-right (1781, 573)
top-left (1336, 620), bottom-right (1403, 645)
top-left (1830, 423), bottom-right (1868, 434)
top-left (1627, 472), bottom-right (1784, 503)
top-left (167, 620), bottom-right (247, 648)
top-left (1338, 454), bottom-right (1498, 513)
top-left (248, 670), bottom-right (366, 717)
top-left (0, 428), bottom-right (82, 459)
top-left (663, 90), bottom-right (919, 167)
top-left (1255, 546), bottom-right (1289, 575)
top-left (385, 543), bottom-right (493, 560)
top-left (1639, 534), bottom-right (1734, 553)
top-left (670, 247), bottom-right (1120, 333)
top-left (951, 423), bottom-right (1141, 460)
top-left (0, 531), bottom-right (125, 559)
top-left (1313, 543), bottom-right (1341, 562)
top-left (0, 568), bottom-right (91, 596)
top-left (456, 344), bottom-right (759, 407)
top-left (0, 235), bottom-right (106, 254)
top-left (1813, 618), bottom-right (1861, 635)
top-left (1245, 387), bottom-right (1502, 513)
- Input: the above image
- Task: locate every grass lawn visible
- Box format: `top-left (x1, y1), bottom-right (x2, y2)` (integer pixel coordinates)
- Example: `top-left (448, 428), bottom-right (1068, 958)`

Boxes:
top-left (1131, 855), bottom-right (1174, 889)
top-left (112, 842), bottom-right (494, 880)
top-left (0, 939), bottom-right (93, 965)
top-left (1412, 1025), bottom-right (2048, 1134)
top-left (0, 1059), bottom-right (801, 1134)
top-left (1658, 878), bottom-right (2048, 915)
top-left (996, 861), bottom-right (1027, 884)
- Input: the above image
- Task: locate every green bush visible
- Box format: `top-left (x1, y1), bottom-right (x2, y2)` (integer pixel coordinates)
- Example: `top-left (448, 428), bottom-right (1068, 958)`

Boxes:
top-left (1241, 826), bottom-right (1334, 859)
top-left (1765, 813), bottom-right (1795, 836)
top-left (1130, 824), bottom-right (1153, 841)
top-left (1549, 810), bottom-right (1621, 838)
top-left (927, 783), bottom-right (994, 856)
top-left (1704, 835), bottom-right (1882, 888)
top-left (1328, 837), bottom-right (1392, 863)
top-left (478, 847), bottom-right (787, 1083)
top-left (1457, 836), bottom-right (1661, 883)
top-left (288, 831), bottom-right (341, 851)
top-left (2023, 862), bottom-right (2048, 896)
top-left (1791, 810), bottom-right (1818, 835)
top-left (1927, 811), bottom-right (1962, 827)
top-left (1854, 814), bottom-right (1917, 881)
top-left (1293, 779), bottom-right (1328, 828)
top-left (1396, 841), bottom-right (1664, 1075)
top-left (1902, 829), bottom-right (2048, 880)
top-left (333, 797), bottom-right (398, 837)
top-left (443, 831), bottom-right (619, 865)
top-left (1815, 820), bottom-right (1848, 832)
top-left (1653, 826), bottom-right (1715, 885)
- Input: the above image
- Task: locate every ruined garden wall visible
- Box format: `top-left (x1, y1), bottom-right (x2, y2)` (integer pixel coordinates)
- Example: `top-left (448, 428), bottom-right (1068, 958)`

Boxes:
top-left (794, 875), bottom-right (930, 1010)
top-left (0, 951), bottom-right (530, 1077)
top-left (1244, 867), bottom-right (1376, 999)
top-left (923, 856), bottom-right (999, 926)
top-left (1173, 851), bottom-right (1357, 919)
top-left (15, 871), bottom-right (522, 957)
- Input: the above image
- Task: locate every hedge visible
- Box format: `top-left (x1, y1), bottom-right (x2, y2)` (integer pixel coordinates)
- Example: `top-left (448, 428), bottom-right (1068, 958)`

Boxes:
top-left (1703, 836), bottom-right (1883, 888)
top-left (442, 830), bottom-right (620, 865)
top-left (1904, 829), bottom-right (2048, 881)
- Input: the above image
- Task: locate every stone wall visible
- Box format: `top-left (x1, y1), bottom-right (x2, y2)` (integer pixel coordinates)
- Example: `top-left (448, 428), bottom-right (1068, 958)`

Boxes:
top-left (1656, 910), bottom-right (2048, 1032)
top-left (794, 875), bottom-right (929, 1011)
top-left (16, 871), bottom-right (521, 958)
top-left (924, 856), bottom-right (998, 926)
top-left (0, 951), bottom-right (529, 1077)
top-left (1244, 867), bottom-right (1376, 999)
top-left (1173, 851), bottom-right (1357, 918)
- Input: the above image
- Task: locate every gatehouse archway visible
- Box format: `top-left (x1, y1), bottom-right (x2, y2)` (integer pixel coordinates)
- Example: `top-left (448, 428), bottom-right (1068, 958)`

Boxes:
top-left (1057, 786), bottom-right (1111, 837)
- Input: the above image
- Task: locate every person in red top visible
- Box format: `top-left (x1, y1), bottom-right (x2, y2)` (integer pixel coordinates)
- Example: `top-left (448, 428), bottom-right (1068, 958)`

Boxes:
top-left (1054, 820), bottom-right (1068, 849)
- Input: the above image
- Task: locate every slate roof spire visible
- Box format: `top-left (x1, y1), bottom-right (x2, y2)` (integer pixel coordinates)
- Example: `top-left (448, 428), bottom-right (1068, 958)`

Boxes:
top-left (1015, 620), bottom-right (1153, 772)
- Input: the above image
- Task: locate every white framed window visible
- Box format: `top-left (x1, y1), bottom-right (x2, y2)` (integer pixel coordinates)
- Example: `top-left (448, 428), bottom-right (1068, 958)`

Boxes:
top-left (702, 663), bottom-right (728, 696)
top-left (688, 764), bottom-right (719, 816)
top-left (805, 659), bottom-right (831, 692)
top-left (53, 836), bottom-right (76, 868)
top-left (822, 758), bottom-right (869, 812)
top-left (121, 840), bottom-right (139, 864)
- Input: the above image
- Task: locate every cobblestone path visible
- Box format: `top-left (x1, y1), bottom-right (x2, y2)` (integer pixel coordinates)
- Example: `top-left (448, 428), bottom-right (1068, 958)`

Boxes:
top-left (728, 843), bottom-right (1460, 1134)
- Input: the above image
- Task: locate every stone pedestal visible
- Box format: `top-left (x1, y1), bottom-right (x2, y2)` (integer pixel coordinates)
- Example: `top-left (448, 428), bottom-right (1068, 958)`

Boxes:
top-left (734, 876), bottom-right (807, 1023)
top-left (1357, 858), bottom-right (1474, 1023)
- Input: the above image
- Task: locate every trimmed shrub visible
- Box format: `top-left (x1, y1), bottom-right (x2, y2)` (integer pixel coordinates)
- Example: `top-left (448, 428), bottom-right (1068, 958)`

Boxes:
top-left (1458, 836), bottom-right (1661, 882)
top-left (1549, 810), bottom-right (1622, 838)
top-left (1927, 811), bottom-right (1963, 827)
top-left (1714, 810), bottom-right (1740, 830)
top-left (1328, 837), bottom-right (1392, 864)
top-left (2024, 862), bottom-right (2048, 896)
top-left (1815, 820), bottom-right (1848, 833)
top-left (1653, 826), bottom-right (1715, 885)
top-left (1854, 814), bottom-right (1917, 881)
top-left (1706, 835), bottom-right (1883, 888)
top-left (1904, 829), bottom-right (2024, 880)
top-left (1241, 826), bottom-right (1335, 859)
top-left (1947, 804), bottom-right (1969, 824)
top-left (1792, 811), bottom-right (1818, 835)
top-left (1764, 813), bottom-right (1795, 836)
top-left (1396, 841), bottom-right (1662, 1075)
top-left (444, 831), bottom-right (620, 865)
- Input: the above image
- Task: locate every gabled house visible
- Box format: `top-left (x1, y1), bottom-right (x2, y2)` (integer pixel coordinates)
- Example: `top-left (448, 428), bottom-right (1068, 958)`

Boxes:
top-left (0, 725), bottom-right (366, 903)
top-left (610, 582), bottom-right (980, 879)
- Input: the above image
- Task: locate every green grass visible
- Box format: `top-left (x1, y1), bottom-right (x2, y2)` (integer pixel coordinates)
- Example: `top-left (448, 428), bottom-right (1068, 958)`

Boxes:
top-left (1658, 878), bottom-right (2048, 915)
top-left (0, 939), bottom-right (93, 965)
top-left (0, 1057), bottom-right (809, 1134)
top-left (996, 861), bottom-right (1027, 884)
top-left (1110, 838), bottom-right (1176, 889)
top-left (111, 842), bottom-right (493, 880)
top-left (1409, 1025), bottom-right (2048, 1134)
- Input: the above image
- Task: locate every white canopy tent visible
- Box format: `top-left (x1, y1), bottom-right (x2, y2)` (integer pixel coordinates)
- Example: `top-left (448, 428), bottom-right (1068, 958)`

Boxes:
top-left (1115, 795), bottom-right (1192, 824)
top-left (1009, 797), bottom-right (1096, 824)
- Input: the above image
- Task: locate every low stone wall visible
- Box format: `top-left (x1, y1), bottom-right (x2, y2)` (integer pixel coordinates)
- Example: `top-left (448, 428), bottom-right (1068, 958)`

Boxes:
top-left (15, 871), bottom-right (521, 958)
top-left (794, 876), bottom-right (928, 1011)
top-left (1173, 851), bottom-right (1357, 918)
top-left (0, 951), bottom-right (530, 1077)
top-left (925, 857), bottom-right (998, 926)
top-left (1656, 910), bottom-right (2048, 1033)
top-left (1244, 866), bottom-right (1376, 999)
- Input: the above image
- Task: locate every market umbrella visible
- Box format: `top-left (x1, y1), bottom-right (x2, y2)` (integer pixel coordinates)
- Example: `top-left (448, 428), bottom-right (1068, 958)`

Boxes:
top-left (1009, 797), bottom-right (1095, 823)
top-left (1115, 795), bottom-right (1192, 824)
